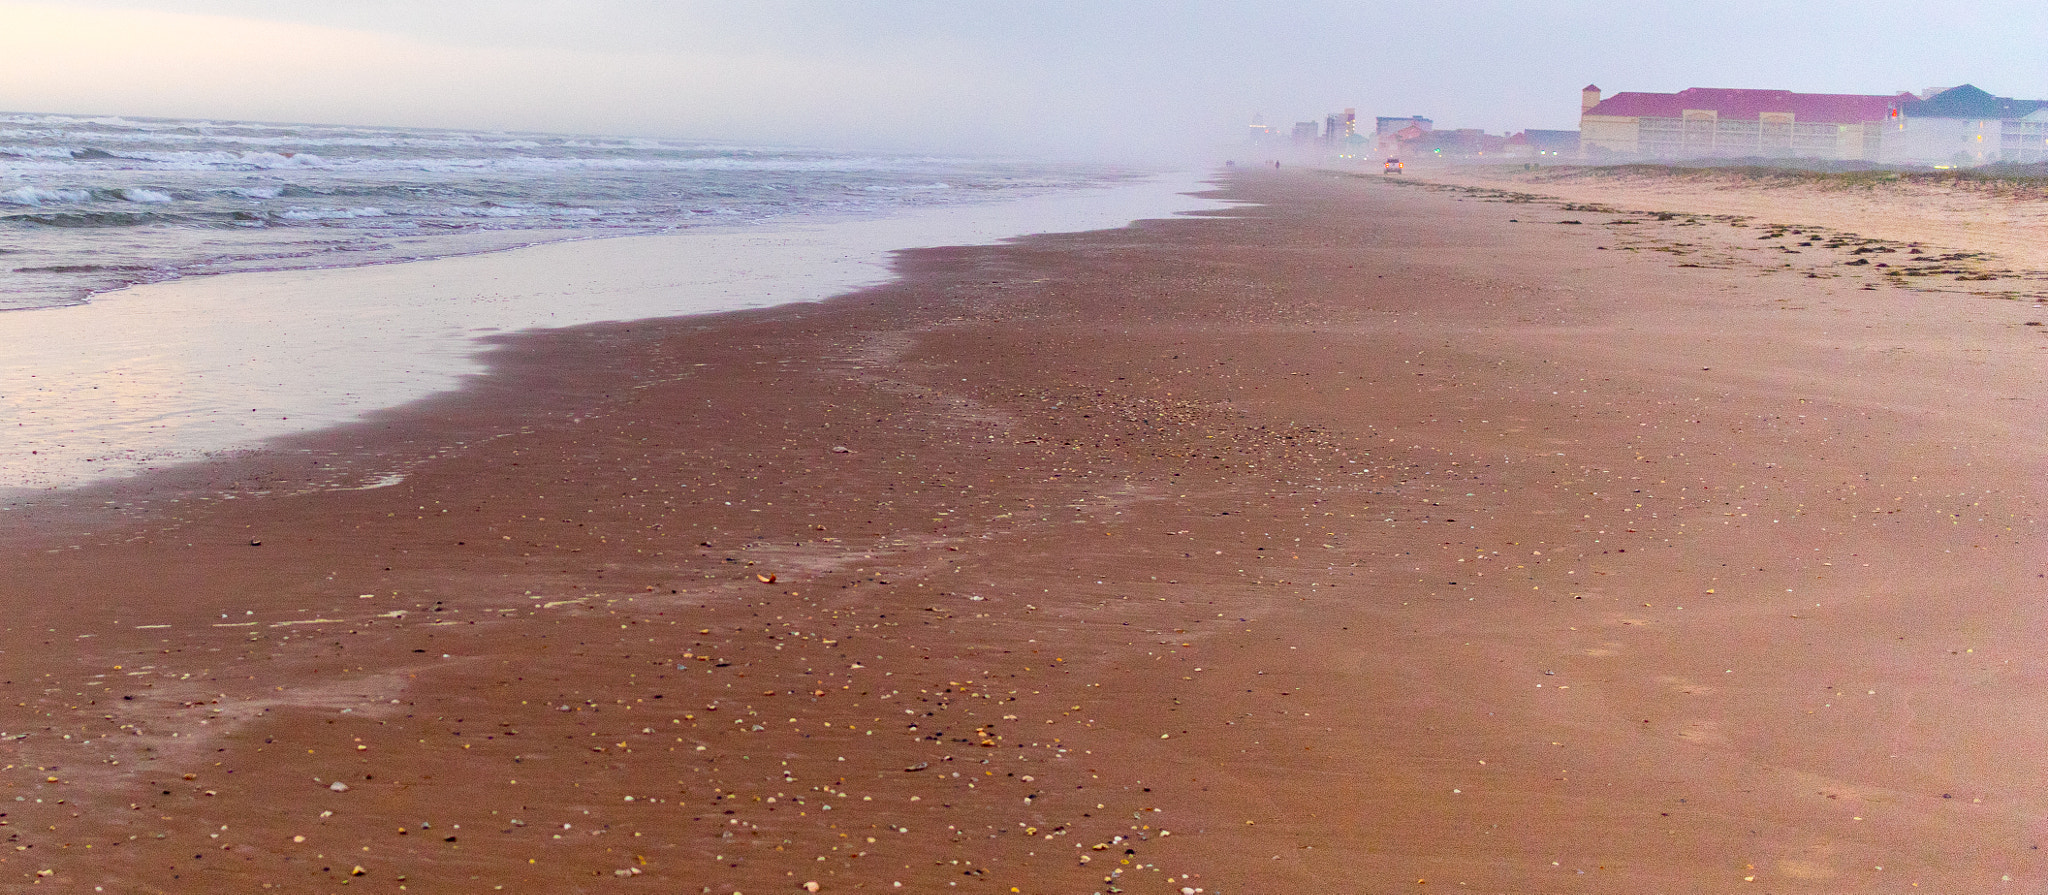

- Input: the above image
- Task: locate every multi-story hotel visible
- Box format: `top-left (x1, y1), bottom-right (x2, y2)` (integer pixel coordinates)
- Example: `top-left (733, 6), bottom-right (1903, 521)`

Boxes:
top-left (1579, 85), bottom-right (1905, 161)
top-left (1581, 83), bottom-right (2048, 165)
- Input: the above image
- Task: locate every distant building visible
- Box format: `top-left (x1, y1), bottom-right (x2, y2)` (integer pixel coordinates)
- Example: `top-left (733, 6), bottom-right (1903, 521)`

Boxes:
top-left (1247, 113), bottom-right (1274, 142)
top-left (1527, 129), bottom-right (1581, 156)
top-left (1409, 128), bottom-right (1507, 158)
top-left (1325, 108), bottom-right (1357, 146)
top-left (1372, 117), bottom-right (1432, 157)
top-left (1883, 84), bottom-right (2048, 165)
top-left (1291, 121), bottom-right (1320, 144)
top-left (1579, 86), bottom-right (1906, 161)
top-left (1375, 116), bottom-right (1433, 138)
top-left (1505, 129), bottom-right (1581, 158)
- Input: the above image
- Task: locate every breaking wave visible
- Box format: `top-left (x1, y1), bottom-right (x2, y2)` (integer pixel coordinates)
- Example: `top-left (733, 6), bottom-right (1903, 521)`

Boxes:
top-left (0, 112), bottom-right (1139, 310)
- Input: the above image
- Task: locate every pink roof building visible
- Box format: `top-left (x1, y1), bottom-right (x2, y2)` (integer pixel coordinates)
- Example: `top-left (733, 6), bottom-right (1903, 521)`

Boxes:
top-left (1581, 86), bottom-right (1911, 161)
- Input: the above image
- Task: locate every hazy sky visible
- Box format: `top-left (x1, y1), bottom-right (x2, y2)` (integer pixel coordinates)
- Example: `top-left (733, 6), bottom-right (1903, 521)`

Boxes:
top-left (4, 1), bottom-right (2044, 158)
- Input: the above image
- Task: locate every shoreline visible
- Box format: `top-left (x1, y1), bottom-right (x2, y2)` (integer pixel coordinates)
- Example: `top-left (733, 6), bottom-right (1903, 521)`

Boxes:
top-left (0, 171), bottom-right (1223, 499)
top-left (3, 168), bottom-right (2047, 892)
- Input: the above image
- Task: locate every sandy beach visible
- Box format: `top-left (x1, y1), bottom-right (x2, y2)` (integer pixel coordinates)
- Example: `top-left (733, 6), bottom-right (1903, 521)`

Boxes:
top-left (0, 175), bottom-right (1216, 496)
top-left (3, 167), bottom-right (2048, 894)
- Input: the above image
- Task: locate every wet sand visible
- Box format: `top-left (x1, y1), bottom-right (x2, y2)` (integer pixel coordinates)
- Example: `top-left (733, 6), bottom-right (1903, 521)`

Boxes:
top-left (0, 175), bottom-right (1216, 494)
top-left (3, 169), bottom-right (2048, 893)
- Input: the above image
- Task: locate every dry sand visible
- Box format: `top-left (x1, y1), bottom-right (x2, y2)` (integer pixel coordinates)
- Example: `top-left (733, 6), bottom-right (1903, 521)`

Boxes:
top-left (1422, 162), bottom-right (2048, 275)
top-left (2, 169), bottom-right (2047, 893)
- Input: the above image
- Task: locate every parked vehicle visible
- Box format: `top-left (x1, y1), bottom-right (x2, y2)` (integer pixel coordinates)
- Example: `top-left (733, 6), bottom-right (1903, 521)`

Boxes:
top-left (1384, 158), bottom-right (1404, 174)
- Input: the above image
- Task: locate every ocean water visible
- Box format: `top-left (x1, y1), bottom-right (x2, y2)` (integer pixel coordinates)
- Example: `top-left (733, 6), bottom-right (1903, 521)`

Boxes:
top-left (0, 112), bottom-right (1135, 311)
top-left (0, 113), bottom-right (1221, 499)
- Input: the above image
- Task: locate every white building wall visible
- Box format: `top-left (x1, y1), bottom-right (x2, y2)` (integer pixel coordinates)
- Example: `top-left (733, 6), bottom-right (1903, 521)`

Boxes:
top-left (1882, 117), bottom-right (2000, 166)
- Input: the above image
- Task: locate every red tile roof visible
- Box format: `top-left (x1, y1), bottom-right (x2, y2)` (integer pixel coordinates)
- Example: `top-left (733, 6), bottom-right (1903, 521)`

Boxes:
top-left (1585, 88), bottom-right (1909, 124)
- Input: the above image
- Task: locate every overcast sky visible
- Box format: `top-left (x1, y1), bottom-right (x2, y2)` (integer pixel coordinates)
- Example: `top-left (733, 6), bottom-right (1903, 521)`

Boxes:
top-left (4, 1), bottom-right (2044, 159)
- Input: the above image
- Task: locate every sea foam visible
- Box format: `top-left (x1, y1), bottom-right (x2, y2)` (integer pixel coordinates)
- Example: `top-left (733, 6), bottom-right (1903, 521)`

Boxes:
top-left (0, 112), bottom-right (1141, 311)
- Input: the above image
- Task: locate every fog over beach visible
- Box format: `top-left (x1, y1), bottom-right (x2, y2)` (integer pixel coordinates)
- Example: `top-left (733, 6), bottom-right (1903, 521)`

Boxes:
top-left (3, 2), bottom-right (2048, 893)
top-left (13, 1), bottom-right (2046, 157)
